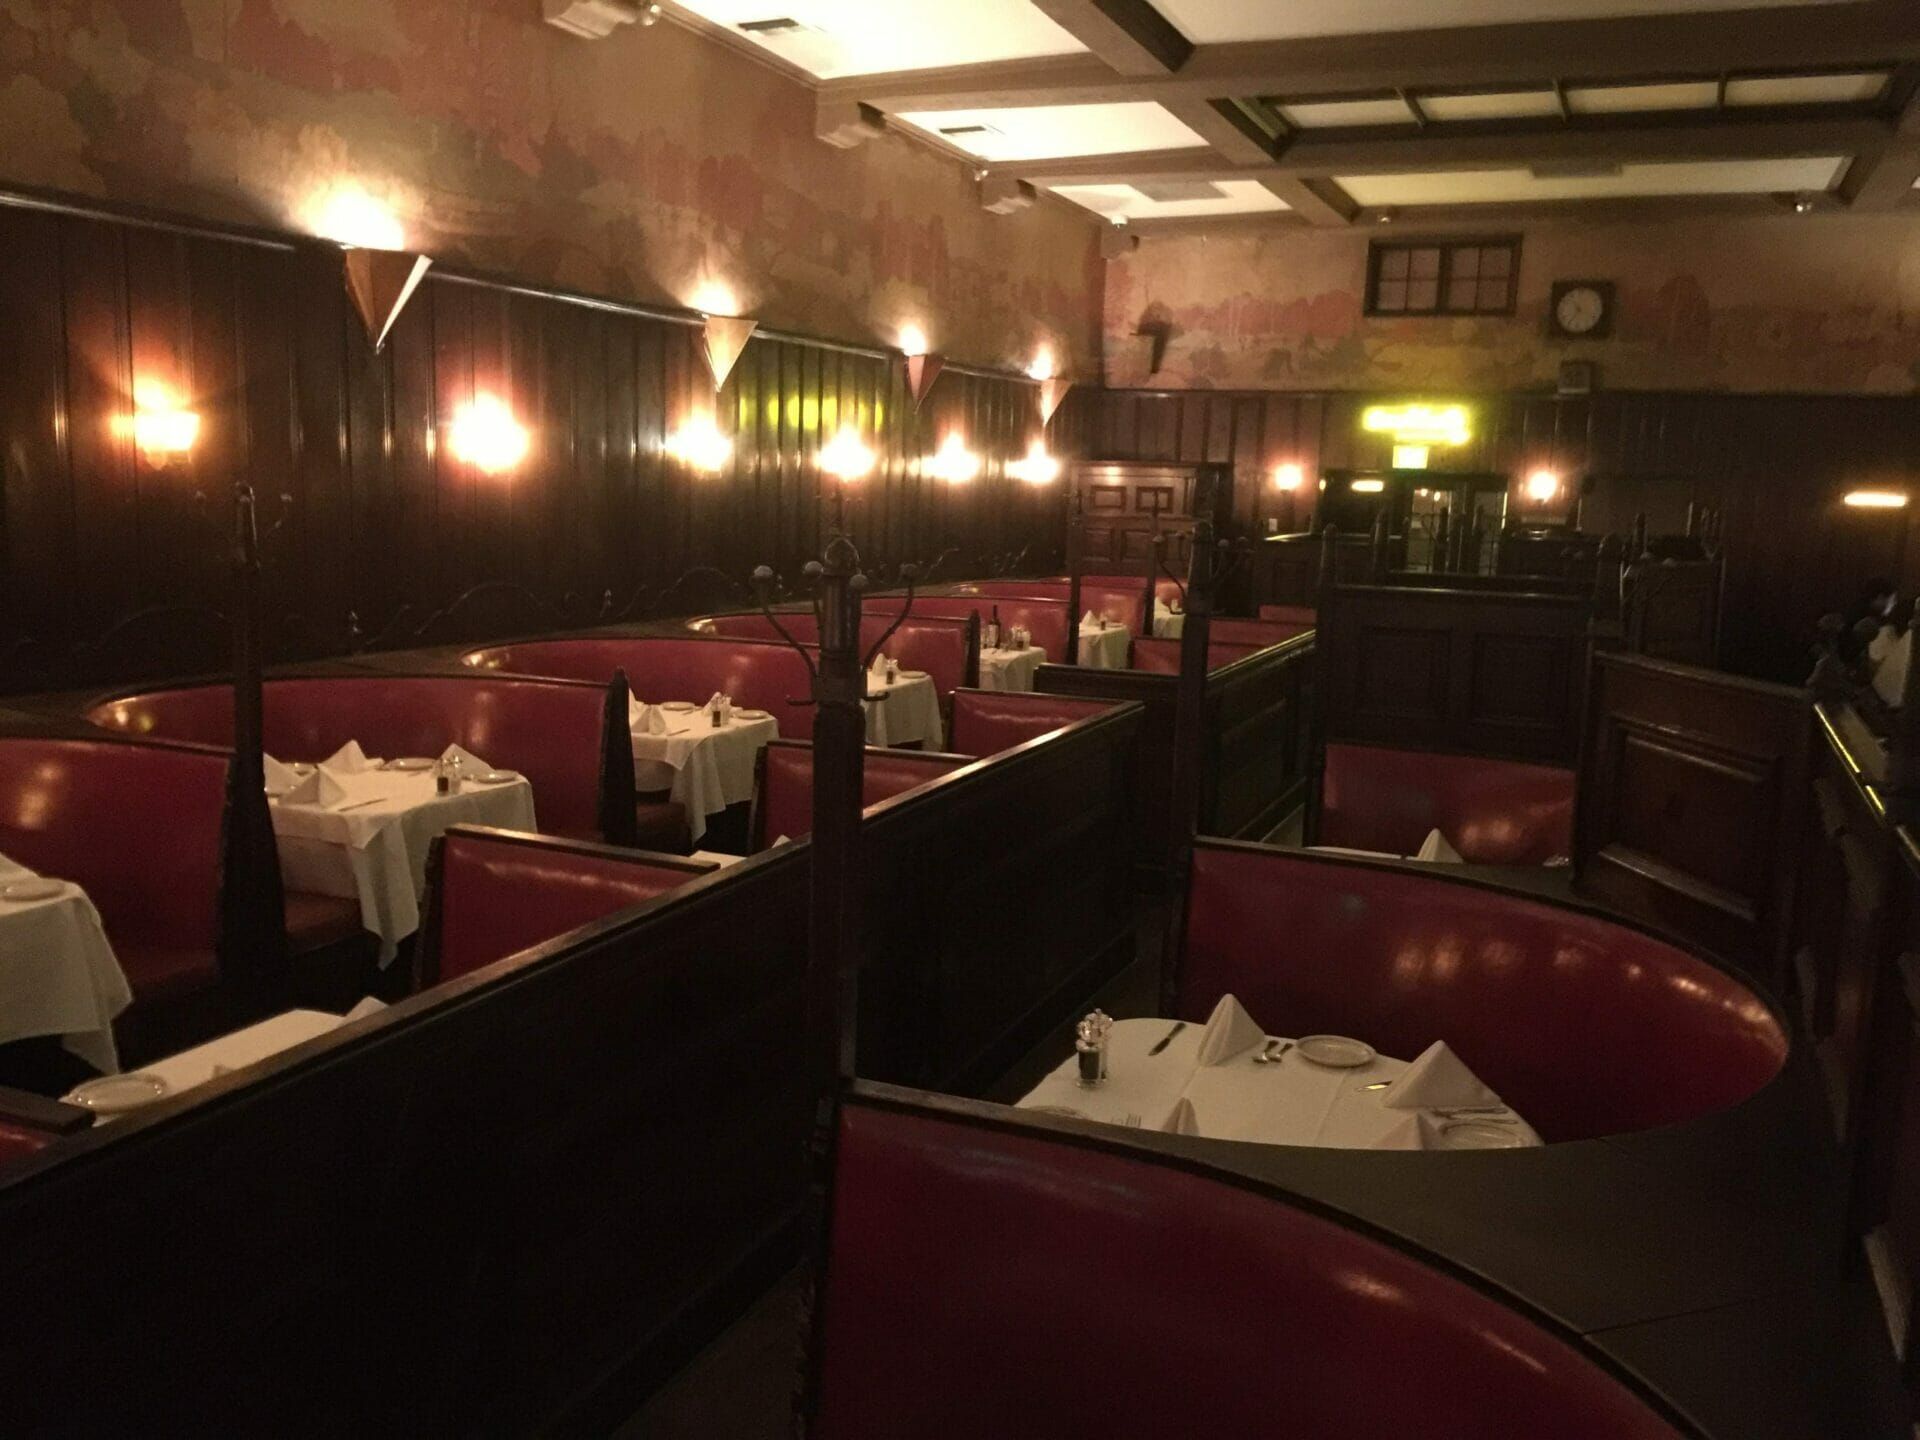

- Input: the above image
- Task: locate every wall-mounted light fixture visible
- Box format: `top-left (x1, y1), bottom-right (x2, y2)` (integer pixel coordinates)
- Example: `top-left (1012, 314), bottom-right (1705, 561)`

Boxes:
top-left (1027, 347), bottom-right (1056, 381)
top-left (1844, 490), bottom-right (1910, 509)
top-left (310, 184), bottom-right (433, 353)
top-left (900, 324), bottom-right (945, 410)
top-left (927, 431), bottom-right (981, 484)
top-left (1351, 478), bottom-right (1386, 494)
top-left (665, 417), bottom-right (733, 474)
top-left (1272, 462), bottom-right (1304, 492)
top-left (819, 426), bottom-right (877, 483)
top-left (1524, 468), bottom-right (1563, 503)
top-left (1008, 439), bottom-right (1062, 485)
top-left (448, 394), bottom-right (530, 473)
top-left (128, 380), bottom-right (200, 467)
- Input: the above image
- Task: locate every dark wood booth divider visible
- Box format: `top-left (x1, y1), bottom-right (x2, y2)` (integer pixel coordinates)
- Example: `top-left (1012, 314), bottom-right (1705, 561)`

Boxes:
top-left (750, 742), bottom-right (975, 850)
top-left (949, 688), bottom-right (1120, 758)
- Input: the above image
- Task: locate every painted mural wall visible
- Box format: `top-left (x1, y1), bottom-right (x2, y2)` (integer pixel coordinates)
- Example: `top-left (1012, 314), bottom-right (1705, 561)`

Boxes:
top-left (0, 0), bottom-right (1102, 372)
top-left (1106, 213), bottom-right (1920, 395)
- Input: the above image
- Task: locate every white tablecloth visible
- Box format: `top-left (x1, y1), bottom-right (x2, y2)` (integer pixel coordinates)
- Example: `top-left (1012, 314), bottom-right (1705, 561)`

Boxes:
top-left (273, 766), bottom-right (536, 964)
top-left (632, 703), bottom-right (779, 842)
top-left (978, 646), bottom-right (1046, 692)
top-left (0, 853), bottom-right (131, 1073)
top-left (1019, 1016), bottom-right (1539, 1150)
top-left (865, 672), bottom-right (944, 749)
top-left (1153, 605), bottom-right (1186, 639)
top-left (1077, 624), bottom-right (1132, 670)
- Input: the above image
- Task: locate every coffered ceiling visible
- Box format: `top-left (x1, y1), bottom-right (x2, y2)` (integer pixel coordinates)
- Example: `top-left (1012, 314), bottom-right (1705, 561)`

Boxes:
top-left (662, 0), bottom-right (1920, 229)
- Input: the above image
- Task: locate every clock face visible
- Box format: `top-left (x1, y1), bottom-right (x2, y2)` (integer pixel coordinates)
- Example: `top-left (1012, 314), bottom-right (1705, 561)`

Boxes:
top-left (1555, 285), bottom-right (1607, 336)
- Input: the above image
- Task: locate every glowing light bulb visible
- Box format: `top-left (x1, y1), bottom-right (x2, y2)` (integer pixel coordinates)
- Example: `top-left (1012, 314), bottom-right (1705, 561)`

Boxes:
top-left (1525, 468), bottom-right (1562, 502)
top-left (1845, 490), bottom-right (1909, 509)
top-left (1008, 439), bottom-right (1061, 485)
top-left (1272, 462), bottom-right (1304, 492)
top-left (819, 426), bottom-right (876, 482)
top-left (1026, 346), bottom-right (1056, 381)
top-left (927, 431), bottom-right (981, 484)
top-left (665, 417), bottom-right (733, 474)
top-left (448, 394), bottom-right (530, 473)
top-left (690, 280), bottom-right (739, 316)
top-left (128, 380), bottom-right (200, 464)
top-left (899, 324), bottom-right (930, 358)
top-left (308, 184), bottom-right (405, 250)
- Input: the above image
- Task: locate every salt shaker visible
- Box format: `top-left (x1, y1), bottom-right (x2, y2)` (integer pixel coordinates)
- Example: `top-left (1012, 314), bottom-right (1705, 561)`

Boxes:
top-left (435, 756), bottom-right (452, 796)
top-left (1075, 1009), bottom-right (1113, 1087)
top-left (887, 658), bottom-right (899, 686)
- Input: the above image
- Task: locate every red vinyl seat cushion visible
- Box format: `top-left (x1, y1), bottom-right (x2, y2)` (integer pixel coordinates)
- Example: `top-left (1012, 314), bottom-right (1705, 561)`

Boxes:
top-left (813, 1103), bottom-right (1687, 1439)
top-left (1130, 637), bottom-right (1262, 674)
top-left (956, 580), bottom-right (1148, 635)
top-left (0, 1122), bottom-right (52, 1171)
top-left (1180, 842), bottom-right (1787, 1140)
top-left (1321, 742), bottom-right (1575, 864)
top-left (114, 943), bottom-right (222, 1005)
top-left (910, 598), bottom-right (1071, 663)
top-left (1208, 616), bottom-right (1312, 646)
top-left (280, 891), bottom-right (365, 953)
top-left (949, 690), bottom-right (1115, 757)
top-left (756, 743), bottom-right (971, 847)
top-left (693, 611), bottom-right (974, 701)
top-left (1259, 603), bottom-right (1316, 625)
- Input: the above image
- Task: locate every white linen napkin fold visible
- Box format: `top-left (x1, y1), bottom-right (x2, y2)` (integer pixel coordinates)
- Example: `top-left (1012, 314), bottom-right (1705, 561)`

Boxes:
top-left (323, 740), bottom-right (371, 774)
top-left (1193, 992), bottom-right (1268, 1067)
top-left (1415, 828), bottom-right (1464, 864)
top-left (1161, 1097), bottom-right (1201, 1136)
top-left (1380, 1040), bottom-right (1503, 1111)
top-left (341, 996), bottom-right (388, 1023)
top-left (284, 766), bottom-right (348, 809)
top-left (1081, 610), bottom-right (1099, 629)
top-left (439, 742), bottom-right (489, 773)
top-left (1374, 1112), bottom-right (1427, 1150)
top-left (630, 695), bottom-right (670, 735)
top-left (263, 754), bottom-right (298, 792)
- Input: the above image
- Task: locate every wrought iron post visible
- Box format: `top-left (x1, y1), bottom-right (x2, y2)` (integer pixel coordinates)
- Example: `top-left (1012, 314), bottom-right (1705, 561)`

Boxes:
top-left (1160, 496), bottom-right (1220, 1014)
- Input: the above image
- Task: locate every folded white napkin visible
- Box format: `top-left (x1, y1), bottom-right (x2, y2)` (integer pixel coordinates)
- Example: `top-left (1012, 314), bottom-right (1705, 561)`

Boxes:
top-left (1081, 610), bottom-right (1098, 629)
top-left (440, 742), bottom-right (488, 773)
top-left (869, 653), bottom-right (890, 675)
top-left (1193, 992), bottom-right (1268, 1067)
top-left (1415, 828), bottom-right (1464, 864)
top-left (1161, 1096), bottom-right (1201, 1136)
top-left (1375, 1113), bottom-right (1427, 1150)
top-left (283, 766), bottom-right (348, 809)
top-left (323, 740), bottom-right (371, 774)
top-left (705, 692), bottom-right (734, 723)
top-left (1874, 628), bottom-right (1910, 709)
top-left (1380, 1040), bottom-right (1503, 1111)
top-left (263, 754), bottom-right (298, 792)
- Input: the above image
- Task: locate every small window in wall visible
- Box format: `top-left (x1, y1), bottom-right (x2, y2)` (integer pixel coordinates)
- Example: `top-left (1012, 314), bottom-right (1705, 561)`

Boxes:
top-left (1367, 238), bottom-right (1519, 317)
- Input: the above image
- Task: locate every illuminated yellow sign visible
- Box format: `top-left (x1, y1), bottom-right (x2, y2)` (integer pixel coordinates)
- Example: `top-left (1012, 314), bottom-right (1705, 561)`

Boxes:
top-left (1362, 404), bottom-right (1472, 447)
top-left (1390, 446), bottom-right (1429, 471)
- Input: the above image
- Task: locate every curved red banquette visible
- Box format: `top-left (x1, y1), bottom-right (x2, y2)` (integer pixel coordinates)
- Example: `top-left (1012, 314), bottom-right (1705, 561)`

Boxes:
top-left (87, 674), bottom-right (623, 843)
top-left (1129, 637), bottom-right (1264, 674)
top-left (1179, 842), bottom-right (1787, 1141)
top-left (955, 579), bottom-right (1148, 635)
top-left (908, 598), bottom-right (1072, 664)
top-left (465, 635), bottom-right (816, 739)
top-left (1320, 741), bottom-right (1576, 864)
top-left (948, 690), bottom-right (1119, 758)
top-left (751, 741), bottom-right (973, 849)
top-left (811, 1094), bottom-right (1691, 1439)
top-left (688, 610), bottom-right (976, 702)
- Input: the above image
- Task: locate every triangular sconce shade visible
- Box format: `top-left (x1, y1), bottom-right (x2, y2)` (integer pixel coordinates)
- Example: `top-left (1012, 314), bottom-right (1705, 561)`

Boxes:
top-left (907, 352), bottom-right (945, 409)
top-left (344, 248), bottom-right (433, 353)
top-left (1039, 377), bottom-right (1073, 426)
top-left (702, 316), bottom-right (759, 390)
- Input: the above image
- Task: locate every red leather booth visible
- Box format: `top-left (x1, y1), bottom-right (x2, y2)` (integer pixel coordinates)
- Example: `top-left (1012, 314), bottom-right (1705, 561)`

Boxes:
top-left (908, 597), bottom-right (1072, 664)
top-left (89, 673), bottom-right (640, 846)
top-left (811, 1097), bottom-right (1688, 1439)
top-left (465, 635), bottom-right (816, 741)
top-left (689, 610), bottom-right (977, 704)
top-left (1259, 603), bottom-right (1316, 626)
top-left (1208, 616), bottom-right (1314, 647)
top-left (949, 689), bottom-right (1118, 758)
top-left (422, 826), bottom-right (717, 985)
top-left (1179, 841), bottom-right (1787, 1140)
top-left (956, 579), bottom-right (1148, 635)
top-left (1130, 637), bottom-right (1263, 674)
top-left (1084, 572), bottom-right (1183, 608)
top-left (751, 741), bottom-right (972, 849)
top-left (1321, 742), bottom-right (1575, 864)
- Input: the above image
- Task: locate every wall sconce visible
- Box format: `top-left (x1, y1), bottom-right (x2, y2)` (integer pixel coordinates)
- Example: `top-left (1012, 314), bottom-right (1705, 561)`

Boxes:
top-left (900, 325), bottom-right (945, 410)
top-left (1027, 346), bottom-right (1056, 381)
top-left (1844, 490), bottom-right (1909, 509)
top-left (819, 426), bottom-right (876, 482)
top-left (1272, 462), bottom-right (1304, 492)
top-left (665, 417), bottom-right (733, 474)
top-left (1007, 439), bottom-right (1062, 485)
top-left (311, 184), bottom-right (432, 352)
top-left (1524, 468), bottom-right (1563, 503)
top-left (448, 394), bottom-right (530, 473)
top-left (927, 431), bottom-right (981, 484)
top-left (129, 380), bottom-right (200, 467)
top-left (1351, 478), bottom-right (1386, 494)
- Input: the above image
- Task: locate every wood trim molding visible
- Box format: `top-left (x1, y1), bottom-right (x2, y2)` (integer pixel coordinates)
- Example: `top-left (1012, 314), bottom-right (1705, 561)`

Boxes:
top-left (1031, 0), bottom-right (1192, 77)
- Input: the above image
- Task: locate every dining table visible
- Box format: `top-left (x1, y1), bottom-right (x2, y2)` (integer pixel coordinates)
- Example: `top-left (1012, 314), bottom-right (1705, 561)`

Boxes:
top-left (0, 852), bottom-right (131, 1074)
top-left (271, 749), bottom-right (537, 964)
top-left (865, 669), bottom-right (944, 749)
top-left (631, 700), bottom-right (779, 843)
top-left (1019, 1001), bottom-right (1538, 1152)
top-left (1076, 622), bottom-right (1132, 670)
top-left (1152, 604), bottom-right (1186, 639)
top-left (976, 644), bottom-right (1047, 692)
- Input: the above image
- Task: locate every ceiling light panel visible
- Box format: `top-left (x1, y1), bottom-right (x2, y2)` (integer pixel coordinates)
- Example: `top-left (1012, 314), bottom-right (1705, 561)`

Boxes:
top-left (1419, 89), bottom-right (1562, 122)
top-left (1723, 71), bottom-right (1891, 106)
top-left (1155, 0), bottom-right (1857, 43)
top-left (669, 0), bottom-right (1084, 78)
top-left (1565, 80), bottom-right (1721, 115)
top-left (1050, 180), bottom-right (1290, 220)
top-left (1339, 155), bottom-right (1850, 206)
top-left (899, 103), bottom-right (1204, 161)
top-left (1275, 96), bottom-right (1418, 129)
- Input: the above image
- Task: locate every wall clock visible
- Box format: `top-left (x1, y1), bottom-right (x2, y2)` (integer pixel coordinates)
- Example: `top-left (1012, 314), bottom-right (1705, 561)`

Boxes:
top-left (1549, 280), bottom-right (1615, 340)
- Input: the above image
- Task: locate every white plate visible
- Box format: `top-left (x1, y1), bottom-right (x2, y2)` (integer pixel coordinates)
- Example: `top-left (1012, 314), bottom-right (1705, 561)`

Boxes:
top-left (473, 770), bottom-right (520, 785)
top-left (68, 1072), bottom-right (170, 1114)
top-left (734, 709), bottom-right (771, 721)
top-left (899, 669), bottom-right (928, 680)
top-left (662, 701), bottom-right (698, 712)
top-left (385, 757), bottom-right (434, 772)
top-left (1295, 1035), bottom-right (1376, 1068)
top-left (1, 878), bottom-right (66, 903)
top-left (1438, 1120), bottom-right (1528, 1150)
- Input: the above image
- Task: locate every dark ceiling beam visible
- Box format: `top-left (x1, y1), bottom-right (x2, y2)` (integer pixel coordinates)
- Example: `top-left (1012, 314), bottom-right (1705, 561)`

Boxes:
top-left (1159, 97), bottom-right (1280, 163)
top-left (1839, 87), bottom-right (1920, 206)
top-left (1261, 177), bottom-right (1360, 227)
top-left (993, 114), bottom-right (1893, 185)
top-left (829, 2), bottom-right (1920, 111)
top-left (1030, 0), bottom-right (1192, 77)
